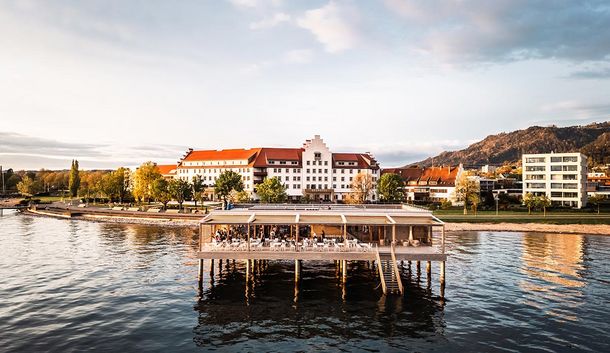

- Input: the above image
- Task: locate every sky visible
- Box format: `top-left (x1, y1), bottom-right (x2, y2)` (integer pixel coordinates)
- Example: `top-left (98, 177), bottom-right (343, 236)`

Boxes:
top-left (1, 0), bottom-right (610, 170)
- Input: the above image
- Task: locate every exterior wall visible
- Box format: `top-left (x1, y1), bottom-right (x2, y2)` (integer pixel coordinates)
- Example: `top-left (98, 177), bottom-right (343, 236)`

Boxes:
top-left (175, 136), bottom-right (379, 202)
top-left (522, 152), bottom-right (588, 208)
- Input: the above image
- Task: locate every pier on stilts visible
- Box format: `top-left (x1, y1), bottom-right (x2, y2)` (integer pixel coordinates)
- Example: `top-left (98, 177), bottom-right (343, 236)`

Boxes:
top-left (196, 204), bottom-right (447, 297)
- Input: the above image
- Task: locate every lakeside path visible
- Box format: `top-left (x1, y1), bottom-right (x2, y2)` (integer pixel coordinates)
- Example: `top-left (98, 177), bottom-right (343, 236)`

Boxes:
top-left (446, 222), bottom-right (610, 235)
top-left (21, 206), bottom-right (610, 235)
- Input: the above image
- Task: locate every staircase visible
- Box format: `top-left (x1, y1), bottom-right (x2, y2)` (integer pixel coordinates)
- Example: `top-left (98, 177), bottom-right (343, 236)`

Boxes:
top-left (375, 246), bottom-right (404, 295)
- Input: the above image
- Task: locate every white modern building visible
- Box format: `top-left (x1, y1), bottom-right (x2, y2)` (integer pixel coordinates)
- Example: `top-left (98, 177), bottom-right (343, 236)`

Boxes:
top-left (174, 135), bottom-right (380, 202)
top-left (522, 152), bottom-right (588, 208)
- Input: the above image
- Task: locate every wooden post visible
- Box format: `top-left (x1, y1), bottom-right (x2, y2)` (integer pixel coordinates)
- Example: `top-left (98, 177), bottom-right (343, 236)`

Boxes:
top-left (295, 260), bottom-right (300, 282)
top-left (409, 226), bottom-right (413, 241)
top-left (368, 226), bottom-right (372, 242)
top-left (392, 224), bottom-right (396, 245)
top-left (342, 260), bottom-right (347, 282)
top-left (416, 260), bottom-right (421, 281)
top-left (428, 226), bottom-right (432, 245)
top-left (440, 261), bottom-right (446, 298)
top-left (245, 259), bottom-right (250, 285)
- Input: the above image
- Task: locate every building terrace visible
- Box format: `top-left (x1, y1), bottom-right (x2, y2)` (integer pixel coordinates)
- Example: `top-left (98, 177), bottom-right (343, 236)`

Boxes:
top-left (196, 204), bottom-right (447, 295)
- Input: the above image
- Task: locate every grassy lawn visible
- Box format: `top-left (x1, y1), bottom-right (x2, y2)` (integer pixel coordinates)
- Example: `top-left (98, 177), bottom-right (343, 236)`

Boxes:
top-left (434, 209), bottom-right (610, 224)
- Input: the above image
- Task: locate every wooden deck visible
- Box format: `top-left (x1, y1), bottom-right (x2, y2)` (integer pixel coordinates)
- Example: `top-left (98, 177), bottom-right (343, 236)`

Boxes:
top-left (196, 245), bottom-right (447, 261)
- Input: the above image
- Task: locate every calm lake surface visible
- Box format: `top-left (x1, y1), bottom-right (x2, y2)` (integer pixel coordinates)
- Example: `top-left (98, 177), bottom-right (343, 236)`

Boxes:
top-left (1, 210), bottom-right (609, 353)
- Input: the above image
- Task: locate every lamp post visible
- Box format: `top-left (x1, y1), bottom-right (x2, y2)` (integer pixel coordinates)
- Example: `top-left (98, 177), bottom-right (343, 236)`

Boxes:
top-left (494, 193), bottom-right (499, 216)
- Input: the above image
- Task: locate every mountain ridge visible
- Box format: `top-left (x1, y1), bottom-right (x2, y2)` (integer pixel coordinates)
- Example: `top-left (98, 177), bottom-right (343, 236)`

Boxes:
top-left (410, 121), bottom-right (610, 167)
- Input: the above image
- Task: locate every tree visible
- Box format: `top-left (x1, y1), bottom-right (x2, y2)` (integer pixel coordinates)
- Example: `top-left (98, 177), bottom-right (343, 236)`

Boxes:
top-left (257, 177), bottom-right (287, 203)
top-left (377, 173), bottom-right (404, 203)
top-left (537, 194), bottom-right (551, 217)
top-left (468, 192), bottom-right (481, 215)
top-left (214, 170), bottom-right (244, 209)
top-left (132, 162), bottom-right (162, 203)
top-left (523, 192), bottom-right (537, 215)
top-left (152, 178), bottom-right (171, 209)
top-left (17, 175), bottom-right (38, 197)
top-left (113, 168), bottom-right (130, 203)
top-left (191, 175), bottom-right (204, 207)
top-left (236, 190), bottom-right (252, 203)
top-left (455, 171), bottom-right (480, 215)
top-left (348, 172), bottom-right (374, 204)
top-left (69, 160), bottom-right (80, 198)
top-left (588, 194), bottom-right (605, 214)
top-left (169, 179), bottom-right (192, 210)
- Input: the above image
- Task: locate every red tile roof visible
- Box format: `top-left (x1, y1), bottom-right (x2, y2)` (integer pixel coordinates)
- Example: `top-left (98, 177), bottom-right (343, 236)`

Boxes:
top-left (382, 165), bottom-right (460, 185)
top-left (332, 153), bottom-right (378, 169)
top-left (156, 164), bottom-right (177, 175)
top-left (253, 148), bottom-right (303, 167)
top-left (182, 148), bottom-right (261, 162)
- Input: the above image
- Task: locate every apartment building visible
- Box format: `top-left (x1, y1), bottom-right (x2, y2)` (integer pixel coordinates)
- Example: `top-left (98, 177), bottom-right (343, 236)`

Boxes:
top-left (522, 152), bottom-right (587, 208)
top-left (382, 165), bottom-right (463, 204)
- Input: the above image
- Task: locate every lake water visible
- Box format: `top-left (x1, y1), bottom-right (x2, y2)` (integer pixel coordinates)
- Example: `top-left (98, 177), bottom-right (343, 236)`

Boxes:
top-left (1, 210), bottom-right (609, 352)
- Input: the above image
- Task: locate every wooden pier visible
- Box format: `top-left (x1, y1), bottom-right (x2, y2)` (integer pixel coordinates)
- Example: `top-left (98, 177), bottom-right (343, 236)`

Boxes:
top-left (196, 204), bottom-right (447, 296)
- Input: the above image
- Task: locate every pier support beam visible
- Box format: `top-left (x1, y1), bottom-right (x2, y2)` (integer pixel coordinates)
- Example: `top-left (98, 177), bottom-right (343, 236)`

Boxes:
top-left (295, 260), bottom-right (300, 282)
top-left (342, 260), bottom-right (347, 282)
top-left (426, 261), bottom-right (431, 279)
top-left (440, 261), bottom-right (446, 298)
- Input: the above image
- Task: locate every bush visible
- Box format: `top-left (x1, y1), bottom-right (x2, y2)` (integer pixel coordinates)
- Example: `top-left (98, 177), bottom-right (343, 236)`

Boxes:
top-left (440, 200), bottom-right (453, 210)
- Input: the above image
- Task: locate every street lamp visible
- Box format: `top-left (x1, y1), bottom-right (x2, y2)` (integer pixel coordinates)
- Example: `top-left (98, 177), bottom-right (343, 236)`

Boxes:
top-left (494, 193), bottom-right (499, 216)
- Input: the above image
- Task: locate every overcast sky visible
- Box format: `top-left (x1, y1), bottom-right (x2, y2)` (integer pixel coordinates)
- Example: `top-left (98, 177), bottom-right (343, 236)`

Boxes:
top-left (1, 0), bottom-right (610, 170)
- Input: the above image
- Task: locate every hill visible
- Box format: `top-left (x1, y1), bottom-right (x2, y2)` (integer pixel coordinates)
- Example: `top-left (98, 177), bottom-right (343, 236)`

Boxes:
top-left (412, 122), bottom-right (610, 167)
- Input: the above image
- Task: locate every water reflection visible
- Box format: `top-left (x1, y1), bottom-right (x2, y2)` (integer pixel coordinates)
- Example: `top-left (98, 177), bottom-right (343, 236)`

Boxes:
top-left (193, 261), bottom-right (446, 351)
top-left (520, 233), bottom-right (586, 322)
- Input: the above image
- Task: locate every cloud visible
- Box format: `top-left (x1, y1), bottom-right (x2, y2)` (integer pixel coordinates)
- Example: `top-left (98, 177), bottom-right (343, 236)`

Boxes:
top-left (249, 12), bottom-right (290, 29)
top-left (283, 49), bottom-right (313, 64)
top-left (569, 67), bottom-right (610, 79)
top-left (297, 1), bottom-right (360, 53)
top-left (539, 100), bottom-right (610, 121)
top-left (228, 0), bottom-right (283, 10)
top-left (383, 0), bottom-right (610, 64)
top-left (0, 132), bottom-right (187, 170)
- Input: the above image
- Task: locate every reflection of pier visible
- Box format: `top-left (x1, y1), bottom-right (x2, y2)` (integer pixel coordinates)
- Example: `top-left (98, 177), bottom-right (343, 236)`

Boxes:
top-left (196, 204), bottom-right (448, 296)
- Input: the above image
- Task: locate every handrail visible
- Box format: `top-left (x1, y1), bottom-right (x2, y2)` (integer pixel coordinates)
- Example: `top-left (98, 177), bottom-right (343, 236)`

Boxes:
top-left (375, 246), bottom-right (387, 295)
top-left (390, 243), bottom-right (404, 295)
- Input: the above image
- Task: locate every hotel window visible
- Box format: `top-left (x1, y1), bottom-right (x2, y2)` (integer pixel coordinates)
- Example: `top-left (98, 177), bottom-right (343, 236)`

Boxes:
top-left (551, 183), bottom-right (563, 189)
top-left (318, 184), bottom-right (322, 189)
top-left (324, 184), bottom-right (328, 189)
top-left (563, 156), bottom-right (578, 162)
top-left (293, 169), bottom-right (298, 173)
top-left (333, 177), bottom-right (336, 181)
top-left (324, 169), bottom-right (328, 173)
top-left (526, 166), bottom-right (546, 172)
top-left (528, 183), bottom-right (546, 189)
top-left (286, 168), bottom-right (289, 173)
top-left (341, 169), bottom-right (345, 174)
top-left (306, 176), bottom-right (310, 181)
top-left (314, 152), bottom-right (321, 160)
top-left (313, 169), bottom-right (316, 173)
top-left (333, 184), bottom-right (336, 188)
top-left (341, 177), bottom-right (345, 181)
top-left (349, 169), bottom-right (353, 174)
top-left (526, 174), bottom-right (545, 180)
top-left (551, 165), bottom-right (562, 171)
top-left (526, 157), bottom-right (546, 163)
top-left (324, 161), bottom-right (328, 166)
top-left (563, 192), bottom-right (578, 198)
top-left (349, 177), bottom-right (353, 181)
top-left (307, 161), bottom-right (310, 165)
top-left (551, 191), bottom-right (562, 197)
top-left (563, 165), bottom-right (577, 171)
top-left (563, 174), bottom-right (577, 180)
top-left (563, 183), bottom-right (578, 189)
top-left (280, 161), bottom-right (286, 165)
top-left (306, 169), bottom-right (310, 173)
top-left (324, 177), bottom-right (328, 181)
top-left (333, 169), bottom-right (336, 173)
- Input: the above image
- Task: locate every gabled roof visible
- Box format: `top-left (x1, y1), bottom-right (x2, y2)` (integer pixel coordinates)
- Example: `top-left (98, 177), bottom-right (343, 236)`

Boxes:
top-left (332, 153), bottom-right (378, 169)
top-left (182, 148), bottom-right (261, 163)
top-left (383, 165), bottom-right (461, 185)
top-left (157, 164), bottom-right (177, 175)
top-left (253, 148), bottom-right (303, 167)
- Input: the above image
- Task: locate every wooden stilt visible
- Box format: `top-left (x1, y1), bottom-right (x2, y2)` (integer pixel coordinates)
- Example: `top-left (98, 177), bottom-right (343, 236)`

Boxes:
top-left (342, 260), bottom-right (347, 282)
top-left (295, 260), bottom-right (300, 282)
top-left (416, 260), bottom-right (421, 282)
top-left (440, 261), bottom-right (446, 298)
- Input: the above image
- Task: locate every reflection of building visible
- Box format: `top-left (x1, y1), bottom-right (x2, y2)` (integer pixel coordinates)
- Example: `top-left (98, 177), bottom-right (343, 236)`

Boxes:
top-left (171, 135), bottom-right (380, 202)
top-left (520, 233), bottom-right (585, 321)
top-left (382, 165), bottom-right (463, 204)
top-left (522, 152), bottom-right (587, 208)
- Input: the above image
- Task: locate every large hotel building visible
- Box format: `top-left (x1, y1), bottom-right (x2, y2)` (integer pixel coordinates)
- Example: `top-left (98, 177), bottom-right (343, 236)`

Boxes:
top-left (522, 152), bottom-right (588, 208)
top-left (170, 135), bottom-right (380, 202)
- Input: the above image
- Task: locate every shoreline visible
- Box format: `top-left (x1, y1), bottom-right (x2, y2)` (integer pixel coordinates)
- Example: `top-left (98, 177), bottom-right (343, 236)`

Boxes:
top-left (19, 208), bottom-right (610, 235)
top-left (445, 222), bottom-right (610, 235)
